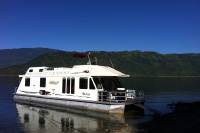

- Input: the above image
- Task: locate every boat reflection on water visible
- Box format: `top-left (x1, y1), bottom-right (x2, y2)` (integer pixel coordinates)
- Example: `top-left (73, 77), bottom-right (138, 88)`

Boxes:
top-left (15, 102), bottom-right (144, 133)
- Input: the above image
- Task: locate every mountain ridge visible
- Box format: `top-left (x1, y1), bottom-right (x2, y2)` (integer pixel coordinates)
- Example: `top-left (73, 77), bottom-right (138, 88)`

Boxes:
top-left (0, 48), bottom-right (61, 68)
top-left (0, 50), bottom-right (200, 76)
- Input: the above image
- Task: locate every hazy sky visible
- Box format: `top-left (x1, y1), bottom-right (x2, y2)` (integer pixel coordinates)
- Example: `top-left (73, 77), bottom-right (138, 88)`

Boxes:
top-left (0, 0), bottom-right (200, 53)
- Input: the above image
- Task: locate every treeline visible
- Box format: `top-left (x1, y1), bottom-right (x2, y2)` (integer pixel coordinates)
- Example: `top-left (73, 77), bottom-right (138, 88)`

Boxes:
top-left (0, 51), bottom-right (200, 76)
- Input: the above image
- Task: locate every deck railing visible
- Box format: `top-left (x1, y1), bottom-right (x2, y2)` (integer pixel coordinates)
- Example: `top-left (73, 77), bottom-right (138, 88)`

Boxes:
top-left (98, 90), bottom-right (144, 103)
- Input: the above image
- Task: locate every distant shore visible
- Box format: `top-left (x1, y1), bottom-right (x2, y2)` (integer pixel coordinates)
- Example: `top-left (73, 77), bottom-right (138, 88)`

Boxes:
top-left (130, 75), bottom-right (200, 77)
top-left (1, 75), bottom-right (200, 77)
top-left (0, 75), bottom-right (19, 76)
top-left (157, 76), bottom-right (200, 77)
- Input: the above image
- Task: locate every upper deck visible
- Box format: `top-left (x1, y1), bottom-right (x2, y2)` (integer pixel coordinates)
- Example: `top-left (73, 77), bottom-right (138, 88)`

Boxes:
top-left (20, 65), bottom-right (130, 77)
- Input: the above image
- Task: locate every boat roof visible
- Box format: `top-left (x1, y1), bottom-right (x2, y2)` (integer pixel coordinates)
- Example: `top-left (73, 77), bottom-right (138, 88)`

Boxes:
top-left (20, 65), bottom-right (130, 77)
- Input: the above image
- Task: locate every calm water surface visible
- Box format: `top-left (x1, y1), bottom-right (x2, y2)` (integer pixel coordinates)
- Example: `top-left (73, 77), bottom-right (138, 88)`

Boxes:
top-left (0, 76), bottom-right (200, 132)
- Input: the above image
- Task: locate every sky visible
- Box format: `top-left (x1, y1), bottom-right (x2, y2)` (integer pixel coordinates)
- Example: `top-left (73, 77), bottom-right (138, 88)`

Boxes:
top-left (0, 0), bottom-right (200, 54)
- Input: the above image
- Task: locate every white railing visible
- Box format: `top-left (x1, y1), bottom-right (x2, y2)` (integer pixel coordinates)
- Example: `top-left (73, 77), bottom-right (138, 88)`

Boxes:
top-left (98, 89), bottom-right (144, 103)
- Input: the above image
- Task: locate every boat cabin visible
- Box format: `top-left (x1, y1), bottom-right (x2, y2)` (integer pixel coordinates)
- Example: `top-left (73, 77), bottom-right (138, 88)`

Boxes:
top-left (17, 65), bottom-right (138, 102)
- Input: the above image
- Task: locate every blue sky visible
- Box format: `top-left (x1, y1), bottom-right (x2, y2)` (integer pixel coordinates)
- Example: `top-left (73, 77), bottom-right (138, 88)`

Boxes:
top-left (0, 0), bottom-right (199, 54)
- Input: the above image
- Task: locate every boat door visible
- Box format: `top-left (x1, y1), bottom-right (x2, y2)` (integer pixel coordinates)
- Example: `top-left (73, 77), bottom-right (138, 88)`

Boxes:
top-left (88, 77), bottom-right (98, 101)
top-left (78, 77), bottom-right (98, 101)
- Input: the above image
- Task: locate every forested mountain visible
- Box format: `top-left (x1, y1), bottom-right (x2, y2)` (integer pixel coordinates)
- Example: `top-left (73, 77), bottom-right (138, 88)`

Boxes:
top-left (0, 48), bottom-right (60, 68)
top-left (0, 51), bottom-right (200, 76)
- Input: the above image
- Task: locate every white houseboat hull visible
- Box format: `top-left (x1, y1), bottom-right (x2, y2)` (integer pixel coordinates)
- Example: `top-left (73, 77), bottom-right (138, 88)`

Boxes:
top-left (14, 94), bottom-right (126, 114)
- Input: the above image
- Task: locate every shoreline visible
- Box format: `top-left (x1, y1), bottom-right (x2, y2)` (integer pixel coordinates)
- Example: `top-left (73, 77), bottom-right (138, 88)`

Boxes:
top-left (134, 101), bottom-right (200, 133)
top-left (92, 101), bottom-right (200, 132)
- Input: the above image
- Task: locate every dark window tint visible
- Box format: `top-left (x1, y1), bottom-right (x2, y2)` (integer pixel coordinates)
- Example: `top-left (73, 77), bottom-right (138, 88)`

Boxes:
top-left (39, 69), bottom-right (43, 72)
top-left (47, 67), bottom-right (54, 70)
top-left (80, 78), bottom-right (88, 89)
top-left (89, 78), bottom-right (95, 89)
top-left (71, 78), bottom-right (75, 94)
top-left (40, 78), bottom-right (46, 87)
top-left (67, 78), bottom-right (70, 94)
top-left (25, 78), bottom-right (30, 87)
top-left (29, 69), bottom-right (33, 72)
top-left (101, 78), bottom-right (112, 91)
top-left (93, 78), bottom-right (102, 89)
top-left (62, 78), bottom-right (66, 93)
top-left (113, 77), bottom-right (123, 88)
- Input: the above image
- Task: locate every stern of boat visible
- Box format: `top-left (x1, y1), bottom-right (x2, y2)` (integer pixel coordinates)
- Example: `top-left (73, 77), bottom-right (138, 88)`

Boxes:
top-left (98, 89), bottom-right (145, 105)
top-left (126, 89), bottom-right (145, 104)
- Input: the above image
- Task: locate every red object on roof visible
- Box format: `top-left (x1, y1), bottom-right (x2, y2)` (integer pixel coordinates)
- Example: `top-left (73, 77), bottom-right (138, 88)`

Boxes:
top-left (71, 53), bottom-right (93, 58)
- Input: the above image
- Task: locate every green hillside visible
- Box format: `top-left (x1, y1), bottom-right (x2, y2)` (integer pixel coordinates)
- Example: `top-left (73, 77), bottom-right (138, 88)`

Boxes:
top-left (0, 48), bottom-right (60, 68)
top-left (0, 51), bottom-right (200, 76)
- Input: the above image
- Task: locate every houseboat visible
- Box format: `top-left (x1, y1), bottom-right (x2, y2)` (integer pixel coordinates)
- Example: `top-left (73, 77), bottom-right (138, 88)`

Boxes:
top-left (14, 53), bottom-right (145, 113)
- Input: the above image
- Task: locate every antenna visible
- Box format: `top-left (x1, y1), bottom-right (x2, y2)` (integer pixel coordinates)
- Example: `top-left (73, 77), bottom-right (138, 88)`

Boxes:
top-left (110, 59), bottom-right (114, 68)
top-left (95, 57), bottom-right (97, 65)
top-left (88, 52), bottom-right (91, 65)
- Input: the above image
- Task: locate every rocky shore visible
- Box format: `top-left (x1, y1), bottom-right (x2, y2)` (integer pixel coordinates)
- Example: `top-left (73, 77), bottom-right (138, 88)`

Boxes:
top-left (135, 101), bottom-right (200, 133)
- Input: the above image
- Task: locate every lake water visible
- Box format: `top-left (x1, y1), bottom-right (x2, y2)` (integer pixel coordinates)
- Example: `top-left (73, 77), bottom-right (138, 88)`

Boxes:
top-left (0, 76), bottom-right (200, 132)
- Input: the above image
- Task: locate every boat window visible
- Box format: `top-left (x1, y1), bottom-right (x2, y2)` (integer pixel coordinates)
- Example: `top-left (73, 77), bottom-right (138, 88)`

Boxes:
top-left (80, 77), bottom-right (88, 89)
top-left (29, 69), bottom-right (33, 72)
top-left (89, 78), bottom-right (95, 90)
top-left (39, 69), bottom-right (43, 72)
top-left (100, 77), bottom-right (123, 91)
top-left (93, 77), bottom-right (102, 89)
top-left (101, 78), bottom-right (112, 91)
top-left (67, 78), bottom-right (70, 94)
top-left (47, 67), bottom-right (54, 70)
top-left (40, 78), bottom-right (46, 87)
top-left (25, 78), bottom-right (30, 87)
top-left (62, 78), bottom-right (66, 93)
top-left (71, 78), bottom-right (75, 94)
top-left (113, 77), bottom-right (123, 88)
